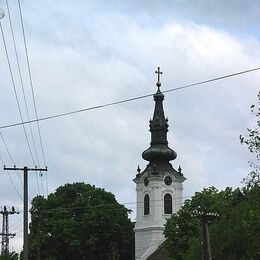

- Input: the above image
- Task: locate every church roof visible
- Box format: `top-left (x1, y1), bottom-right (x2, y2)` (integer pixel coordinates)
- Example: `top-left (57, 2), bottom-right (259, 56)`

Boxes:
top-left (142, 88), bottom-right (177, 162)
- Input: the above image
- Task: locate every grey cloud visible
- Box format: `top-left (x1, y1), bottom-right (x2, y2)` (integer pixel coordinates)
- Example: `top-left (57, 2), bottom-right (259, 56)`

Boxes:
top-left (0, 0), bottom-right (259, 252)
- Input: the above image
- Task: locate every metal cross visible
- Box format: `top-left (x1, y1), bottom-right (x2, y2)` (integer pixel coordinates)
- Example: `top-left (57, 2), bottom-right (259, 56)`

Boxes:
top-left (155, 67), bottom-right (163, 87)
top-left (155, 67), bottom-right (162, 82)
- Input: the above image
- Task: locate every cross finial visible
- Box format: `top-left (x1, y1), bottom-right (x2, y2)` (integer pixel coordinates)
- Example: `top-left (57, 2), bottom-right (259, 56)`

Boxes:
top-left (155, 67), bottom-right (163, 88)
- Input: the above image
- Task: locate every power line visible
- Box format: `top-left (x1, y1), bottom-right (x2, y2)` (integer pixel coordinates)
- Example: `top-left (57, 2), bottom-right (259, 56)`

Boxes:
top-left (0, 131), bottom-right (15, 165)
top-left (0, 21), bottom-right (36, 166)
top-left (0, 131), bottom-right (22, 199)
top-left (0, 131), bottom-right (22, 186)
top-left (17, 0), bottom-right (48, 196)
top-left (0, 153), bottom-right (22, 200)
top-left (26, 195), bottom-right (192, 214)
top-left (6, 0), bottom-right (40, 166)
top-left (5, 0), bottom-right (41, 195)
top-left (0, 66), bottom-right (259, 131)
top-left (162, 67), bottom-right (260, 94)
top-left (25, 192), bottom-right (242, 214)
top-left (9, 217), bottom-right (22, 229)
top-left (17, 0), bottom-right (46, 166)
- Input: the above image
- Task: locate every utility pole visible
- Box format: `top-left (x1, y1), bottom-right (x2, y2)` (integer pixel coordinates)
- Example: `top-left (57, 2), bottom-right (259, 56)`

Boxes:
top-left (0, 206), bottom-right (19, 255)
top-left (36, 212), bottom-right (41, 260)
top-left (193, 210), bottom-right (218, 260)
top-left (4, 166), bottom-right (47, 260)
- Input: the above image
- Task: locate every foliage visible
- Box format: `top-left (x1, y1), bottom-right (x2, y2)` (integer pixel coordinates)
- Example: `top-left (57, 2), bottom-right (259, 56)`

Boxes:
top-left (0, 252), bottom-right (19, 260)
top-left (240, 90), bottom-right (260, 173)
top-left (165, 91), bottom-right (260, 259)
top-left (164, 185), bottom-right (260, 259)
top-left (28, 183), bottom-right (134, 260)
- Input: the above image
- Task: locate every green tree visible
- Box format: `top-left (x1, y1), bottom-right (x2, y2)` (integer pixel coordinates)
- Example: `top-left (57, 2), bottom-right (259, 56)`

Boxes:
top-left (164, 186), bottom-right (260, 259)
top-left (0, 252), bottom-right (19, 260)
top-left (240, 90), bottom-right (260, 185)
top-left (165, 91), bottom-right (260, 259)
top-left (28, 183), bottom-right (134, 260)
top-left (164, 186), bottom-right (223, 260)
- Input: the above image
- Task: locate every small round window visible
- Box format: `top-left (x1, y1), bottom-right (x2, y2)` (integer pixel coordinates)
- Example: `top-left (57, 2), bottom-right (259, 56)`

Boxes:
top-left (164, 176), bottom-right (172, 186)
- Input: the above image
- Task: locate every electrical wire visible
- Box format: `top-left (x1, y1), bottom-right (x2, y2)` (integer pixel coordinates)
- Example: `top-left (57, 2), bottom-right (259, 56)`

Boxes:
top-left (6, 0), bottom-right (40, 166)
top-left (0, 152), bottom-right (22, 200)
top-left (162, 67), bottom-right (260, 94)
top-left (9, 217), bottom-right (22, 229)
top-left (0, 131), bottom-right (15, 165)
top-left (0, 130), bottom-right (22, 185)
top-left (1, 15), bottom-right (259, 202)
top-left (17, 0), bottom-right (46, 164)
top-left (5, 0), bottom-right (42, 195)
top-left (0, 22), bottom-right (36, 168)
top-left (0, 66), bottom-right (259, 131)
top-left (17, 0), bottom-right (48, 196)
top-left (26, 196), bottom-right (192, 214)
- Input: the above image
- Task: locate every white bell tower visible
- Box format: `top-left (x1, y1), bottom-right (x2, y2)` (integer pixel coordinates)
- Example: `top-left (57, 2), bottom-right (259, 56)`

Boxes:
top-left (133, 68), bottom-right (185, 259)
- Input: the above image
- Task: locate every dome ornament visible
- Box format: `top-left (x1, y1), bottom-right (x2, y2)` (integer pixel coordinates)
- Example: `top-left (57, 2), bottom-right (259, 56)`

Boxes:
top-left (155, 66), bottom-right (162, 89)
top-left (178, 165), bottom-right (183, 175)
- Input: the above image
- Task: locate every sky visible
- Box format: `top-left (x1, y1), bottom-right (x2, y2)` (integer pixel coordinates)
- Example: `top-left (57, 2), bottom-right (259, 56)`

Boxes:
top-left (0, 0), bottom-right (260, 253)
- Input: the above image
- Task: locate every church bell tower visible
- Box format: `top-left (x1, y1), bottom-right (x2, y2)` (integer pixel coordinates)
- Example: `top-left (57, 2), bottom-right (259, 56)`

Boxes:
top-left (133, 68), bottom-right (186, 259)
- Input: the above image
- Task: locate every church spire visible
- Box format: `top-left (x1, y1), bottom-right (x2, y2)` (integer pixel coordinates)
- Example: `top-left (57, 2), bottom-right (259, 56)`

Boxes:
top-left (142, 67), bottom-right (177, 162)
top-left (133, 68), bottom-right (185, 259)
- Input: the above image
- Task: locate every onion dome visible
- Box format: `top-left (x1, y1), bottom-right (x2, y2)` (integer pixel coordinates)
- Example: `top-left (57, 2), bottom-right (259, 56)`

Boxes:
top-left (142, 67), bottom-right (177, 163)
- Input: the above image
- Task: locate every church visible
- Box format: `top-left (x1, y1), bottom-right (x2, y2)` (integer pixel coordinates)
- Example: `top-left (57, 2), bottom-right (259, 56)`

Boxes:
top-left (133, 68), bottom-right (186, 260)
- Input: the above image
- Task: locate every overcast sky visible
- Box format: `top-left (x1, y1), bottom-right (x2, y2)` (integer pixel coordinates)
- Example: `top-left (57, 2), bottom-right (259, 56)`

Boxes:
top-left (0, 0), bottom-right (260, 252)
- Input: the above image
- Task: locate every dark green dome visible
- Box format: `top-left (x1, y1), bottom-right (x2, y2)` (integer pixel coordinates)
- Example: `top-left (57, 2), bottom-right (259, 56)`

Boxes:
top-left (142, 145), bottom-right (177, 162)
top-left (142, 88), bottom-right (177, 163)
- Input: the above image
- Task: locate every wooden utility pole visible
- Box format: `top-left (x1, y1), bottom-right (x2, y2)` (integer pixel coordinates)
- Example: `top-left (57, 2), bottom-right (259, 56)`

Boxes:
top-left (4, 166), bottom-right (47, 260)
top-left (201, 214), bottom-right (212, 260)
top-left (193, 210), bottom-right (218, 260)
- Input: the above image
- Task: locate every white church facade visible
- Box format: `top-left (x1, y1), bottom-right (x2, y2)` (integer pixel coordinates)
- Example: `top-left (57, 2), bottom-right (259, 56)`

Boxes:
top-left (133, 68), bottom-right (186, 259)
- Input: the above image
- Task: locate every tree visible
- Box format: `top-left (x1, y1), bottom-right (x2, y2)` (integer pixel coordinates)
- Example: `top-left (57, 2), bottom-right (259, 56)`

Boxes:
top-left (0, 252), bottom-right (19, 260)
top-left (164, 186), bottom-right (222, 260)
top-left (240, 90), bottom-right (260, 186)
top-left (28, 183), bottom-right (134, 260)
top-left (164, 91), bottom-right (260, 259)
top-left (164, 186), bottom-right (260, 259)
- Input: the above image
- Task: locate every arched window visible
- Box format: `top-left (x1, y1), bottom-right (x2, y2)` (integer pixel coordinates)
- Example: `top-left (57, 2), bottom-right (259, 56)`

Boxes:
top-left (164, 193), bottom-right (172, 214)
top-left (144, 194), bottom-right (150, 215)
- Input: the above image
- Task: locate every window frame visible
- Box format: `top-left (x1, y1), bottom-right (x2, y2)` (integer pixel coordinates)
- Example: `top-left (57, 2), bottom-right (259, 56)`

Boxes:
top-left (164, 193), bottom-right (172, 214)
top-left (144, 194), bottom-right (150, 215)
